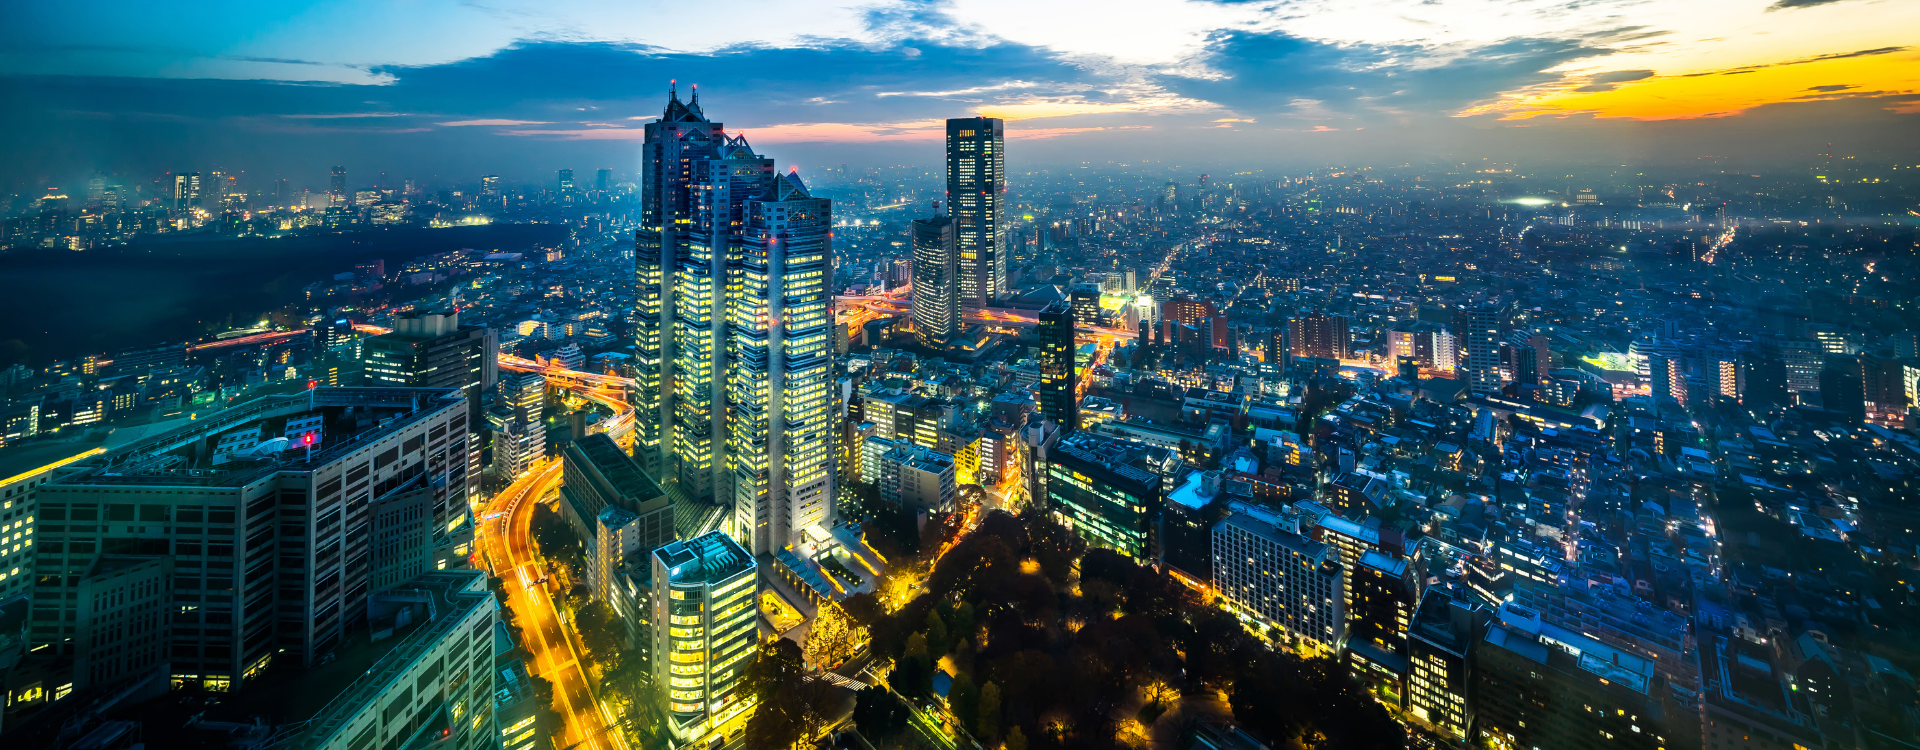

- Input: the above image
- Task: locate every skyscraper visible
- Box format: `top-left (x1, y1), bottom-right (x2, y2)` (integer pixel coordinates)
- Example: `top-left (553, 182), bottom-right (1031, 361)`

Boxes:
top-left (946, 117), bottom-right (1006, 306)
top-left (636, 84), bottom-right (772, 496)
top-left (329, 166), bottom-right (347, 207)
top-left (728, 170), bottom-right (835, 555)
top-left (1462, 301), bottom-right (1511, 396)
top-left (172, 172), bottom-right (201, 213)
top-left (1037, 300), bottom-right (1078, 429)
top-left (910, 215), bottom-right (958, 351)
top-left (634, 87), bottom-right (832, 557)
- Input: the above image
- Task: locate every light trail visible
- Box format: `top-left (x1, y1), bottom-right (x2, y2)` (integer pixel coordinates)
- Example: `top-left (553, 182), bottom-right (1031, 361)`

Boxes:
top-left (482, 460), bottom-right (629, 750)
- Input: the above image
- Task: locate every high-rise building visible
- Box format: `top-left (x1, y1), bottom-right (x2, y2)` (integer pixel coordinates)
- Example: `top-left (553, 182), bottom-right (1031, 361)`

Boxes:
top-left (1043, 431), bottom-right (1178, 560)
top-left (910, 215), bottom-right (958, 351)
top-left (1289, 312), bottom-right (1351, 361)
top-left (728, 170), bottom-right (835, 555)
top-left (490, 372), bottom-right (547, 479)
top-left (1213, 507), bottom-right (1344, 654)
top-left (35, 388), bottom-right (476, 692)
top-left (557, 168), bottom-right (574, 193)
top-left (172, 172), bottom-right (201, 213)
top-left (1407, 589), bottom-right (1478, 744)
top-left (1462, 301), bottom-right (1511, 396)
top-left (947, 117), bottom-right (1006, 305)
top-left (635, 85), bottom-right (777, 501)
top-left (1038, 300), bottom-right (1078, 429)
top-left (329, 166), bottom-right (348, 207)
top-left (651, 531), bottom-right (758, 745)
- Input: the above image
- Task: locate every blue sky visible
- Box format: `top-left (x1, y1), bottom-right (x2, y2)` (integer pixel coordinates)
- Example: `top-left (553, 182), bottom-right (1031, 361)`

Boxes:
top-left (1, 0), bottom-right (1913, 189)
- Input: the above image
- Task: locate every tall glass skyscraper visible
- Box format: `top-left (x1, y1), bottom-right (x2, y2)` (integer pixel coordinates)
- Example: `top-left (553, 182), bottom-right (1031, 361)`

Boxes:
top-left (637, 86), bottom-right (833, 553)
top-left (946, 117), bottom-right (1006, 306)
top-left (910, 214), bottom-right (957, 350)
top-left (729, 171), bottom-right (835, 554)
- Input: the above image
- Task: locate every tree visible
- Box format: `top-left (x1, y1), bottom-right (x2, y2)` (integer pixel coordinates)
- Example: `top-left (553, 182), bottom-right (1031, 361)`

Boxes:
top-left (742, 639), bottom-right (806, 750)
top-left (898, 633), bottom-right (932, 698)
top-left (925, 609), bottom-right (950, 657)
top-left (805, 601), bottom-right (867, 669)
top-left (1005, 725), bottom-right (1028, 750)
top-left (977, 680), bottom-right (1002, 739)
top-left (853, 685), bottom-right (908, 739)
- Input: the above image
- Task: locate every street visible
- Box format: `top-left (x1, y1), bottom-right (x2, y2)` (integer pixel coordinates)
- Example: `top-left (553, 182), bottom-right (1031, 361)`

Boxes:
top-left (481, 458), bottom-right (629, 750)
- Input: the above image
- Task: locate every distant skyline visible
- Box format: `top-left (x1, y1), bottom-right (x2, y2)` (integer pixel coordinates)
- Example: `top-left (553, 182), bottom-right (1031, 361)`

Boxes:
top-left (2, 0), bottom-right (1916, 189)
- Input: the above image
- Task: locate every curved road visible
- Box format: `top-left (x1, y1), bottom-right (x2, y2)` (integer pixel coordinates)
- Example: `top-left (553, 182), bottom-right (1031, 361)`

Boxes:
top-left (482, 458), bottom-right (628, 750)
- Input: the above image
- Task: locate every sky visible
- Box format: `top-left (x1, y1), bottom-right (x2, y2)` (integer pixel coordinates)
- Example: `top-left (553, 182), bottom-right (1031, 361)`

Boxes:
top-left (1, 0), bottom-right (1915, 190)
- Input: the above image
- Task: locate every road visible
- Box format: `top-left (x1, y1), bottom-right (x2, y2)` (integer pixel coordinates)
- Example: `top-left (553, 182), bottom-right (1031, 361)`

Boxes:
top-left (482, 459), bottom-right (628, 750)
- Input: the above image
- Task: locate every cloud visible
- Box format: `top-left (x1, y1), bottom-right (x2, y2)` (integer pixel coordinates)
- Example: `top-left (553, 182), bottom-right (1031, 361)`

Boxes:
top-left (1574, 69), bottom-right (1655, 93)
top-left (436, 118), bottom-right (555, 126)
top-left (1767, 0), bottom-right (1857, 10)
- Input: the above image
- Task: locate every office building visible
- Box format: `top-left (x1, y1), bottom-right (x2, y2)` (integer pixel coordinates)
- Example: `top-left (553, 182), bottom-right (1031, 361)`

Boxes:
top-left (863, 393), bottom-right (946, 450)
top-left (35, 388), bottom-right (476, 693)
top-left (873, 441), bottom-right (957, 513)
top-left (1474, 602), bottom-right (1673, 750)
top-left (0, 444), bottom-right (103, 601)
top-left (362, 308), bottom-right (496, 436)
top-left (488, 372), bottom-right (546, 480)
top-left (1038, 300), bottom-right (1078, 429)
top-left (911, 215), bottom-right (959, 351)
top-left (1289, 312), bottom-right (1351, 361)
top-left (652, 531), bottom-right (758, 745)
top-left (947, 117), bottom-right (1006, 305)
top-left (1044, 431), bottom-right (1178, 560)
top-left (638, 84), bottom-right (750, 485)
top-left (172, 172), bottom-right (202, 213)
top-left (329, 166), bottom-right (348, 207)
top-left (728, 170), bottom-right (835, 555)
top-left (1213, 509), bottom-right (1344, 654)
top-left (1407, 589), bottom-right (1478, 744)
top-left (285, 571), bottom-right (498, 750)
top-left (1462, 301), bottom-right (1511, 397)
top-left (560, 434), bottom-right (673, 605)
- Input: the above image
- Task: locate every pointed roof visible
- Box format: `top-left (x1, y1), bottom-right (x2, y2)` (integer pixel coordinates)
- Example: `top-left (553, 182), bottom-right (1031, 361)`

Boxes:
top-left (661, 80), bottom-right (708, 124)
top-left (768, 169), bottom-right (811, 201)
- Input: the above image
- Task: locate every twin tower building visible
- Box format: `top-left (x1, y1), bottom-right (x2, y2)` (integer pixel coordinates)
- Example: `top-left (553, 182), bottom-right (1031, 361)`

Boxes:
top-left (632, 84), bottom-right (1007, 555)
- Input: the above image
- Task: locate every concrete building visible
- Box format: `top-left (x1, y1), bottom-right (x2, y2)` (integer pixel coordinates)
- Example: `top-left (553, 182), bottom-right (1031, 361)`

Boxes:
top-left (286, 571), bottom-right (499, 750)
top-left (876, 442), bottom-right (957, 513)
top-left (488, 371), bottom-right (546, 480)
top-left (1407, 589), bottom-right (1479, 744)
top-left (34, 388), bottom-right (475, 692)
top-left (1212, 508), bottom-right (1344, 654)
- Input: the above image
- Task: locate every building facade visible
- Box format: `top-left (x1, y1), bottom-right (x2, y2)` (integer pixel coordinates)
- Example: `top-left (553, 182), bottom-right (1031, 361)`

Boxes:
top-left (652, 531), bottom-right (758, 745)
top-left (947, 117), bottom-right (1006, 306)
top-left (911, 215), bottom-right (959, 351)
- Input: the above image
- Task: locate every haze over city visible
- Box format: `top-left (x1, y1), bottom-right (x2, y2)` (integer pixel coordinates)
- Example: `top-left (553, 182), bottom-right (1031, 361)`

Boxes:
top-left (2, 4), bottom-right (1919, 750)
